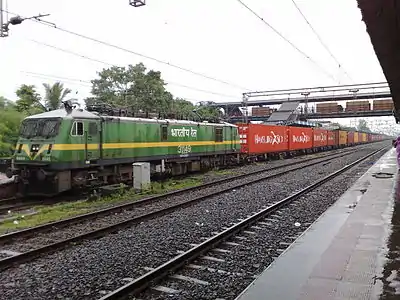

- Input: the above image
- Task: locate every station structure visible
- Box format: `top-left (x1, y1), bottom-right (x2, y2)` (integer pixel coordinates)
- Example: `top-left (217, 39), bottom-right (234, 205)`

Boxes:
top-left (212, 82), bottom-right (394, 124)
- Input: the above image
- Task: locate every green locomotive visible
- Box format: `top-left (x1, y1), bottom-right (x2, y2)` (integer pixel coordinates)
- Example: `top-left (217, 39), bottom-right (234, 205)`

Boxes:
top-left (7, 103), bottom-right (240, 196)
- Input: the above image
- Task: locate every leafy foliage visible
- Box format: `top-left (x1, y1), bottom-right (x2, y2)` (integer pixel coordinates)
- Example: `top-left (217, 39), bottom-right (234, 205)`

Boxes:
top-left (0, 85), bottom-right (46, 156)
top-left (89, 63), bottom-right (172, 113)
top-left (15, 84), bottom-right (45, 115)
top-left (357, 119), bottom-right (371, 132)
top-left (87, 63), bottom-right (220, 120)
top-left (43, 82), bottom-right (72, 111)
top-left (0, 104), bottom-right (25, 156)
top-left (0, 96), bottom-right (15, 109)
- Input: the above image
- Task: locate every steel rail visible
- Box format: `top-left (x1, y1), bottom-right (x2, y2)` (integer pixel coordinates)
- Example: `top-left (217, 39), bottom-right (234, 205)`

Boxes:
top-left (0, 147), bottom-right (360, 244)
top-left (0, 147), bottom-right (364, 271)
top-left (99, 147), bottom-right (387, 300)
top-left (0, 203), bottom-right (40, 215)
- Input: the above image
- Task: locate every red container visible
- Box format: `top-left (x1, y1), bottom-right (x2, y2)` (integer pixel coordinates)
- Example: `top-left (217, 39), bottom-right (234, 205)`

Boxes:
top-left (347, 131), bottom-right (355, 144)
top-left (370, 134), bottom-right (377, 142)
top-left (367, 133), bottom-right (372, 142)
top-left (238, 124), bottom-right (288, 154)
top-left (288, 127), bottom-right (313, 150)
top-left (313, 129), bottom-right (328, 148)
top-left (327, 130), bottom-right (337, 146)
top-left (358, 132), bottom-right (363, 143)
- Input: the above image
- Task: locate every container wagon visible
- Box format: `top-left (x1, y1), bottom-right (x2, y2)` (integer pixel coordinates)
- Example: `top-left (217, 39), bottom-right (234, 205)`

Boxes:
top-left (338, 130), bottom-right (347, 146)
top-left (348, 131), bottom-right (355, 145)
top-left (346, 100), bottom-right (371, 112)
top-left (313, 129), bottom-right (328, 149)
top-left (238, 124), bottom-right (288, 155)
top-left (288, 127), bottom-right (313, 151)
top-left (353, 132), bottom-right (359, 144)
top-left (360, 132), bottom-right (366, 143)
top-left (373, 99), bottom-right (394, 111)
top-left (327, 130), bottom-right (337, 148)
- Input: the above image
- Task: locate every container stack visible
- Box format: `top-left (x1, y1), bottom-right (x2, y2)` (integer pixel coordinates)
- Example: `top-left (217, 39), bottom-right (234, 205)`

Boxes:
top-left (316, 102), bottom-right (342, 114)
top-left (252, 107), bottom-right (273, 116)
top-left (345, 100), bottom-right (371, 112)
top-left (372, 99), bottom-right (394, 111)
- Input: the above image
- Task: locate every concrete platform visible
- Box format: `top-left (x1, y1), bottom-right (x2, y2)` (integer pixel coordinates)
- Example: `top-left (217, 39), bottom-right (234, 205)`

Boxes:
top-left (236, 148), bottom-right (397, 300)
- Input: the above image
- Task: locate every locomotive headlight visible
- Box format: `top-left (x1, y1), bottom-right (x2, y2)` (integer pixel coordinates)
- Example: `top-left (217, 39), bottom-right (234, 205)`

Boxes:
top-left (31, 144), bottom-right (40, 151)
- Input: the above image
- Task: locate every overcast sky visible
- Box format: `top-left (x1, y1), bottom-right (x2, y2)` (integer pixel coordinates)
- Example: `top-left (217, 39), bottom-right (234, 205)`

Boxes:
top-left (1, 0), bottom-right (398, 133)
top-left (0, 0), bottom-right (386, 102)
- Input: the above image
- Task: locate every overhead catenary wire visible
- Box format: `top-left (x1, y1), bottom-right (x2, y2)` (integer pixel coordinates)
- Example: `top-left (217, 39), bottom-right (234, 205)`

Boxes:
top-left (22, 71), bottom-right (93, 87)
top-left (236, 0), bottom-right (338, 84)
top-left (26, 39), bottom-right (241, 100)
top-left (290, 0), bottom-right (354, 83)
top-left (1, 9), bottom-right (251, 92)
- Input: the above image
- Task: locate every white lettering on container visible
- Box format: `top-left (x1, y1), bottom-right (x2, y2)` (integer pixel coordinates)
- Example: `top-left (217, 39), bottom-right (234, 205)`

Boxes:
top-left (292, 132), bottom-right (311, 143)
top-left (314, 133), bottom-right (327, 142)
top-left (254, 131), bottom-right (284, 145)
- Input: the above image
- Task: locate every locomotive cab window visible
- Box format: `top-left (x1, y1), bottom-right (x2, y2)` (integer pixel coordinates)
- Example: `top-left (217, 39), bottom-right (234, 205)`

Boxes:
top-left (215, 128), bottom-right (223, 142)
top-left (161, 125), bottom-right (168, 141)
top-left (71, 121), bottom-right (84, 136)
top-left (88, 123), bottom-right (98, 136)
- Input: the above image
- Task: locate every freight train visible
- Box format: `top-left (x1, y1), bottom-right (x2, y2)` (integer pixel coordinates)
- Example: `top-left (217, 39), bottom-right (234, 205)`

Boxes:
top-left (5, 103), bottom-right (386, 196)
top-left (237, 123), bottom-right (384, 160)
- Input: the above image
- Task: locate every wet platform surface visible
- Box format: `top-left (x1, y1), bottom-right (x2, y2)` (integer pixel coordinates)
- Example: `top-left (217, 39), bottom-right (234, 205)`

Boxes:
top-left (236, 148), bottom-right (398, 300)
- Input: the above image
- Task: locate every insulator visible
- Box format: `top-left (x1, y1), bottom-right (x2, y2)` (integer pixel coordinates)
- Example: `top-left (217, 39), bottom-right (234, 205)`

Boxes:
top-left (129, 0), bottom-right (146, 7)
top-left (9, 16), bottom-right (24, 25)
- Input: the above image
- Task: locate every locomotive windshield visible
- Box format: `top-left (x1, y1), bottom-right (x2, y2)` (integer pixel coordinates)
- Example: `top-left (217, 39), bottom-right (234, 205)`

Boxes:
top-left (19, 118), bottom-right (61, 139)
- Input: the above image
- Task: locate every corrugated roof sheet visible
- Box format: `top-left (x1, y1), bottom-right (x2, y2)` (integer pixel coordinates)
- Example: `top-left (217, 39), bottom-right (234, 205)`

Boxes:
top-left (279, 101), bottom-right (301, 111)
top-left (357, 0), bottom-right (400, 122)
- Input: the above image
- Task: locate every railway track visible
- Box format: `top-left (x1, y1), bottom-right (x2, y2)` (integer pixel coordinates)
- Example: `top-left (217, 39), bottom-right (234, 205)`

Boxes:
top-left (0, 146), bottom-right (364, 221)
top-left (0, 201), bottom-right (47, 216)
top-left (0, 145), bottom-right (368, 271)
top-left (0, 193), bottom-right (90, 219)
top-left (99, 146), bottom-right (387, 300)
top-left (0, 145), bottom-right (366, 211)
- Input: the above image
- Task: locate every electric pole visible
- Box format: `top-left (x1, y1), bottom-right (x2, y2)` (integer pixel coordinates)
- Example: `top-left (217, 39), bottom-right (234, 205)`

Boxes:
top-left (242, 93), bottom-right (249, 124)
top-left (301, 92), bottom-right (310, 120)
top-left (0, 1), bottom-right (51, 38)
top-left (0, 0), bottom-right (6, 37)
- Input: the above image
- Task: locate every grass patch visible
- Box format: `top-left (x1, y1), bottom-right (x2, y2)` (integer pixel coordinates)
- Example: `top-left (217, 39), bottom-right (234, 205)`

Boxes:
top-left (0, 176), bottom-right (203, 234)
top-left (209, 169), bottom-right (235, 176)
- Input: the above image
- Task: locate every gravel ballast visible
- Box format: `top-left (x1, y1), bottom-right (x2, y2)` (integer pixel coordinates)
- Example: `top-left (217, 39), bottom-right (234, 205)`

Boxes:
top-left (0, 143), bottom-right (388, 300)
top-left (140, 152), bottom-right (386, 300)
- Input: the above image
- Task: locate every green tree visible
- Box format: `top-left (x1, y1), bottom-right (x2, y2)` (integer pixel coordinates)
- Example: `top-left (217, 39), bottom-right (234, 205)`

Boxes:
top-left (170, 98), bottom-right (195, 119)
top-left (0, 96), bottom-right (15, 109)
top-left (0, 108), bottom-right (25, 157)
top-left (88, 63), bottom-right (173, 115)
top-left (357, 119), bottom-right (371, 132)
top-left (43, 82), bottom-right (72, 111)
top-left (15, 84), bottom-right (45, 114)
top-left (195, 101), bottom-right (221, 122)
